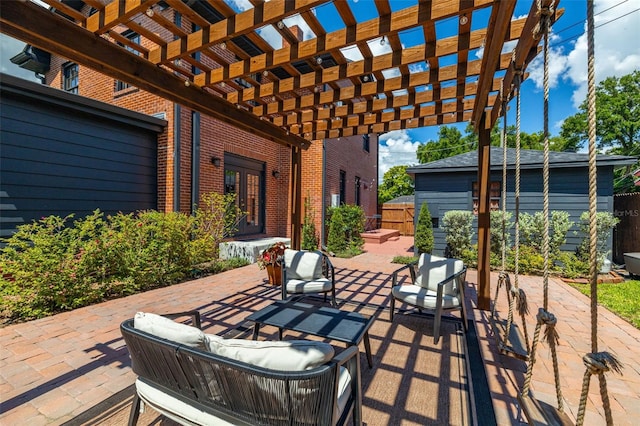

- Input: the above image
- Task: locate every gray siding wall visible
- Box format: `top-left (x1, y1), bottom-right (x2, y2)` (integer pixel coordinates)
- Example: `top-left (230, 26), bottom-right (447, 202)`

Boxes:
top-left (1, 76), bottom-right (164, 238)
top-left (414, 167), bottom-right (615, 256)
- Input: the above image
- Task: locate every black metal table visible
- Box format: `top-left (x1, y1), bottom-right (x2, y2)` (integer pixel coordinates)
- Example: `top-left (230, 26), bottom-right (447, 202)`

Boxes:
top-left (246, 299), bottom-right (376, 368)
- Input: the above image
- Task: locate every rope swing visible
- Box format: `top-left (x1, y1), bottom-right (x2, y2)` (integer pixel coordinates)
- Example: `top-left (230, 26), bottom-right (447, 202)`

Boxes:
top-left (490, 69), bottom-right (531, 361)
top-left (575, 1), bottom-right (623, 424)
top-left (519, 2), bottom-right (566, 420)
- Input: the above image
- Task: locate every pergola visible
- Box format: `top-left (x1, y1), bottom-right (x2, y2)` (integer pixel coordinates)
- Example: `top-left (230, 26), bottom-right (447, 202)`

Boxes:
top-left (0, 0), bottom-right (562, 310)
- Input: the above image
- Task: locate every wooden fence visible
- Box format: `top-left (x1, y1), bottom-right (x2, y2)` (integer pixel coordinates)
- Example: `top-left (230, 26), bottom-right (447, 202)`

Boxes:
top-left (381, 203), bottom-right (414, 235)
top-left (613, 192), bottom-right (640, 264)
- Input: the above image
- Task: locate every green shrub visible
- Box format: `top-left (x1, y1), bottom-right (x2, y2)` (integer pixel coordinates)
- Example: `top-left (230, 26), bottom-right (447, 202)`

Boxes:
top-left (414, 202), bottom-right (434, 254)
top-left (1, 201), bottom-right (246, 323)
top-left (519, 211), bottom-right (573, 255)
top-left (490, 210), bottom-right (513, 258)
top-left (193, 192), bottom-right (245, 259)
top-left (326, 204), bottom-right (365, 257)
top-left (576, 211), bottom-right (620, 267)
top-left (301, 197), bottom-right (319, 251)
top-left (392, 255), bottom-right (418, 264)
top-left (442, 210), bottom-right (474, 258)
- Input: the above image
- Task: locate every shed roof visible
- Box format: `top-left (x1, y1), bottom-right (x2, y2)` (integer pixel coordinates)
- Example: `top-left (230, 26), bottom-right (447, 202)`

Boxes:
top-left (407, 147), bottom-right (638, 174)
top-left (384, 195), bottom-right (414, 205)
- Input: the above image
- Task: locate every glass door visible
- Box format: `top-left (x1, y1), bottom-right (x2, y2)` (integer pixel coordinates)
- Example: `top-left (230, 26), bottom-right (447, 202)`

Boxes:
top-left (224, 154), bottom-right (265, 235)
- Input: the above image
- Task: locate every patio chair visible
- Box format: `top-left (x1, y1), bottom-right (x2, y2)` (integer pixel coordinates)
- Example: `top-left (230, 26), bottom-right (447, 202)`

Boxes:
top-left (282, 249), bottom-right (337, 307)
top-left (390, 253), bottom-right (468, 344)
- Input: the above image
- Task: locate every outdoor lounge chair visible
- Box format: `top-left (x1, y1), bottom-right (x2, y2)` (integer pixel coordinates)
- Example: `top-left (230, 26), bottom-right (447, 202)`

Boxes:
top-left (282, 249), bottom-right (337, 307)
top-left (390, 253), bottom-right (468, 344)
top-left (121, 311), bottom-right (362, 425)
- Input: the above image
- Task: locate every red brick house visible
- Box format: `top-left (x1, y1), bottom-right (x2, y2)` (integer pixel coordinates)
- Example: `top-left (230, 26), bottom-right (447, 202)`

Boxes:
top-left (31, 3), bottom-right (378, 244)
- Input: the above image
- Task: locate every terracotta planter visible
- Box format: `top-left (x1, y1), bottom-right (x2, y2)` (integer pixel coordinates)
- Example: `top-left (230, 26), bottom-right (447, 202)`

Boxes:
top-left (266, 264), bottom-right (282, 286)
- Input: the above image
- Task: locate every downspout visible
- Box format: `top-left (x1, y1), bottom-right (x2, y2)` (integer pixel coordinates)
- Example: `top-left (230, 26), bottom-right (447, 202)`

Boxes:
top-left (321, 139), bottom-right (326, 247)
top-left (173, 104), bottom-right (181, 212)
top-left (190, 111), bottom-right (200, 213)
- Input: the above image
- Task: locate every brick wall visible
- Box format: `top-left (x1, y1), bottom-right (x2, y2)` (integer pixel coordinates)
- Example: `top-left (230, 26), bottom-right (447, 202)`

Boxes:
top-left (40, 4), bottom-right (378, 240)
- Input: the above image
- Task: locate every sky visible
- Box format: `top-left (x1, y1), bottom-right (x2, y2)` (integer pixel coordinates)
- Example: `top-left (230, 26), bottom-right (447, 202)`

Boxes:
top-left (1, 0), bottom-right (639, 182)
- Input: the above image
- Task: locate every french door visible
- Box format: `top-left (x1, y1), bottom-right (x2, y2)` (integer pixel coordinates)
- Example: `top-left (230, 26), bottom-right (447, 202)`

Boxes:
top-left (224, 154), bottom-right (265, 235)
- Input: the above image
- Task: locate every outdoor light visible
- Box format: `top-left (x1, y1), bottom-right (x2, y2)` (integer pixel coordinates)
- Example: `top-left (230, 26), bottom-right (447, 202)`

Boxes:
top-left (145, 8), bottom-right (154, 17)
top-left (277, 20), bottom-right (285, 29)
top-left (272, 170), bottom-right (280, 178)
top-left (459, 14), bottom-right (468, 25)
top-left (315, 56), bottom-right (322, 65)
top-left (220, 42), bottom-right (226, 50)
top-left (263, 70), bottom-right (269, 77)
top-left (380, 35), bottom-right (386, 46)
top-left (211, 156), bottom-right (221, 167)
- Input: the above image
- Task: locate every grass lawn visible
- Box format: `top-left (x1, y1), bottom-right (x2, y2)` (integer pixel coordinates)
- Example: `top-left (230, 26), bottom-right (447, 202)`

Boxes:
top-left (569, 280), bottom-right (640, 329)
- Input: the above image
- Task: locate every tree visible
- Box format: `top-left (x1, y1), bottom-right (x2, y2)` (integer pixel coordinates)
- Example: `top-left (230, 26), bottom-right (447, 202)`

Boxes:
top-left (561, 71), bottom-right (640, 192)
top-left (416, 126), bottom-right (473, 163)
top-left (378, 165), bottom-right (414, 204)
top-left (414, 202), bottom-right (434, 254)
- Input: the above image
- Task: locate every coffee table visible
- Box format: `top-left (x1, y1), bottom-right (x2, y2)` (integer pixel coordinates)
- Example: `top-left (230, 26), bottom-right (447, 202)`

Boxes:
top-left (246, 299), bottom-right (376, 368)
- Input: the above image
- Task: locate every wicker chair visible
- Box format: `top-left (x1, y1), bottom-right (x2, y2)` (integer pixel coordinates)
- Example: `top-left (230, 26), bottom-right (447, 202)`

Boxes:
top-left (121, 312), bottom-right (361, 425)
top-left (390, 253), bottom-right (468, 344)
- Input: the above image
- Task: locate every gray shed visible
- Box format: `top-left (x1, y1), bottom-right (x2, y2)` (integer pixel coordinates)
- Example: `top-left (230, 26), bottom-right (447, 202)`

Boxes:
top-left (407, 147), bottom-right (637, 255)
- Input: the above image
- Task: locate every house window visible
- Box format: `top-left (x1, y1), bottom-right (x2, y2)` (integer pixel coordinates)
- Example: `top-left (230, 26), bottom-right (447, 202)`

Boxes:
top-left (63, 63), bottom-right (78, 94)
top-left (191, 24), bottom-right (202, 75)
top-left (355, 176), bottom-right (361, 206)
top-left (115, 31), bottom-right (140, 92)
top-left (362, 134), bottom-right (370, 152)
top-left (472, 181), bottom-right (501, 214)
top-left (339, 170), bottom-right (346, 205)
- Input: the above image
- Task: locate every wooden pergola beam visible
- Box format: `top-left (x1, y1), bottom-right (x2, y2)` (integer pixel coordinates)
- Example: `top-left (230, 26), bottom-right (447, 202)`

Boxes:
top-left (0, 1), bottom-right (309, 150)
top-left (201, 0), bottom-right (493, 85)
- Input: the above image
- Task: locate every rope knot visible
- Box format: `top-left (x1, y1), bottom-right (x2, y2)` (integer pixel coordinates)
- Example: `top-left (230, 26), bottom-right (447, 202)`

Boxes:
top-left (582, 352), bottom-right (623, 375)
top-left (536, 308), bottom-right (557, 326)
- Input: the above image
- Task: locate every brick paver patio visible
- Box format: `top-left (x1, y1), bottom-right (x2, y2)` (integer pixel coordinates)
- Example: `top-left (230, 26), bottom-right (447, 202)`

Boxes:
top-left (1, 236), bottom-right (638, 425)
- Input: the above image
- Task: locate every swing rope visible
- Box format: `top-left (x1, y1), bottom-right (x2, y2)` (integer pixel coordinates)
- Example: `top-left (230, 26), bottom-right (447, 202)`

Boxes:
top-left (521, 3), bottom-right (563, 411)
top-left (491, 85), bottom-right (510, 323)
top-left (502, 68), bottom-right (530, 354)
top-left (576, 1), bottom-right (623, 424)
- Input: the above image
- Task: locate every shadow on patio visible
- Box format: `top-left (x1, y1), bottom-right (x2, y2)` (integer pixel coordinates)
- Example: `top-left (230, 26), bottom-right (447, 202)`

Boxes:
top-left (1, 237), bottom-right (639, 425)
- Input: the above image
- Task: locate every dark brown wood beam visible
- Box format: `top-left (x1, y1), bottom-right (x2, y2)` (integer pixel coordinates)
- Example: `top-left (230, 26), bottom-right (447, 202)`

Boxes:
top-left (477, 118), bottom-right (492, 311)
top-left (0, 1), bottom-right (309, 150)
top-left (290, 146), bottom-right (303, 249)
top-left (471, 0), bottom-right (516, 130)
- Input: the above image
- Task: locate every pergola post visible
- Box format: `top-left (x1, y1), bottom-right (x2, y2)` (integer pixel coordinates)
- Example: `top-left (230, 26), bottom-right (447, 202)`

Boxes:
top-left (477, 119), bottom-right (492, 311)
top-left (290, 146), bottom-right (302, 249)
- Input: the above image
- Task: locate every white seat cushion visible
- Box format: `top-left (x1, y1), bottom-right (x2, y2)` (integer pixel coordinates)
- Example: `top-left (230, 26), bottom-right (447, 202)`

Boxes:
top-left (416, 254), bottom-right (464, 294)
top-left (134, 312), bottom-right (207, 350)
top-left (136, 366), bottom-right (352, 426)
top-left (206, 335), bottom-right (334, 371)
top-left (392, 284), bottom-right (462, 310)
top-left (285, 278), bottom-right (332, 294)
top-left (284, 249), bottom-right (323, 280)
top-left (136, 378), bottom-right (235, 426)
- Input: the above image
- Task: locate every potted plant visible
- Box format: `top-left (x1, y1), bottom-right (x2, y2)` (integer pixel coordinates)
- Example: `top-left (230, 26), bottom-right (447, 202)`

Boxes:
top-left (257, 241), bottom-right (286, 285)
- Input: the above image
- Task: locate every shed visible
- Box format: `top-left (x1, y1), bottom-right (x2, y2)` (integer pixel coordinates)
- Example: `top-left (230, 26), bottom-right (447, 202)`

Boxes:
top-left (407, 147), bottom-right (637, 255)
top-left (381, 195), bottom-right (415, 236)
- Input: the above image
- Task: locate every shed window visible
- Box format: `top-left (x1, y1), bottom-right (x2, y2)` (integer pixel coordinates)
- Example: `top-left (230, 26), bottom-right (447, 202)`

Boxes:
top-left (472, 181), bottom-right (501, 214)
top-left (63, 62), bottom-right (78, 94)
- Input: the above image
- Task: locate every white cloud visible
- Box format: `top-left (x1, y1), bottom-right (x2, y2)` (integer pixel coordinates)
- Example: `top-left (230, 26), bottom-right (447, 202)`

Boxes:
top-left (564, 0), bottom-right (640, 108)
top-left (378, 130), bottom-right (422, 182)
top-left (526, 32), bottom-right (568, 91)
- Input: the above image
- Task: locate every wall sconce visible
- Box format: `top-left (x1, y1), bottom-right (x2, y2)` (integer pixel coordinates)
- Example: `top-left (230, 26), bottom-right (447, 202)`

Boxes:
top-left (272, 170), bottom-right (280, 178)
top-left (211, 156), bottom-right (221, 167)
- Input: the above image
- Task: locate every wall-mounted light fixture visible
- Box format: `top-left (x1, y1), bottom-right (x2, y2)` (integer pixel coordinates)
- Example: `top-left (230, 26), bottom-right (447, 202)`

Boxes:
top-left (459, 14), bottom-right (469, 25)
top-left (272, 170), bottom-right (280, 178)
top-left (211, 156), bottom-right (221, 167)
